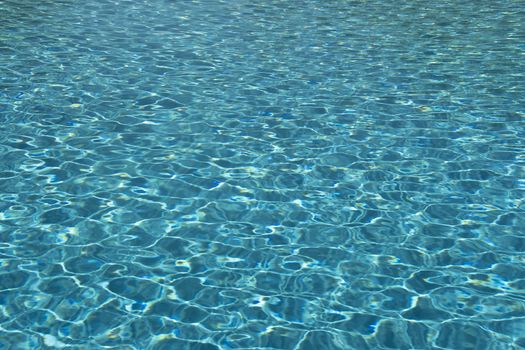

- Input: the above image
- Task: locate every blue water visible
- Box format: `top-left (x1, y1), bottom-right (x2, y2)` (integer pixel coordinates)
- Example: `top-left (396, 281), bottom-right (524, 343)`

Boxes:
top-left (1, 0), bottom-right (525, 349)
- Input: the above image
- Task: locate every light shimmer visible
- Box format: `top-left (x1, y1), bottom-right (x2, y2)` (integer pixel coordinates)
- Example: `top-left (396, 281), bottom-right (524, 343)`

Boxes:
top-left (1, 1), bottom-right (524, 349)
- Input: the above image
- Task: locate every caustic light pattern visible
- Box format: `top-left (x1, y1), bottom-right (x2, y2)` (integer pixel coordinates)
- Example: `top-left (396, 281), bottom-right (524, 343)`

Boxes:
top-left (0, 0), bottom-right (524, 349)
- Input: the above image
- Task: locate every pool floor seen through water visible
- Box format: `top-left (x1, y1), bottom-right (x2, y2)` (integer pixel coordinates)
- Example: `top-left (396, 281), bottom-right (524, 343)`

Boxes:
top-left (0, 0), bottom-right (525, 349)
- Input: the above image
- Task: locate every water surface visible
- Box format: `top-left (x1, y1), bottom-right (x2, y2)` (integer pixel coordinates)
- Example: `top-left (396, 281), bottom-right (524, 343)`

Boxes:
top-left (1, 0), bottom-right (525, 349)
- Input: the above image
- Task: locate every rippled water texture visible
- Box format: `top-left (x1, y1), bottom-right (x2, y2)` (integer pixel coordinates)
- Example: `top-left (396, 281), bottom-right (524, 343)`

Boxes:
top-left (1, 0), bottom-right (525, 349)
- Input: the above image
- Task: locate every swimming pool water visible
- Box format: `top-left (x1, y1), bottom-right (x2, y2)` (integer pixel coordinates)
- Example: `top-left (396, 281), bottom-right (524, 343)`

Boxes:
top-left (1, 0), bottom-right (525, 349)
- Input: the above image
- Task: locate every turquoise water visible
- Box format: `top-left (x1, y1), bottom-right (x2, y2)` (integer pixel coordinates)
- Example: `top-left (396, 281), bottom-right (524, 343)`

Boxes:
top-left (1, 0), bottom-right (525, 349)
